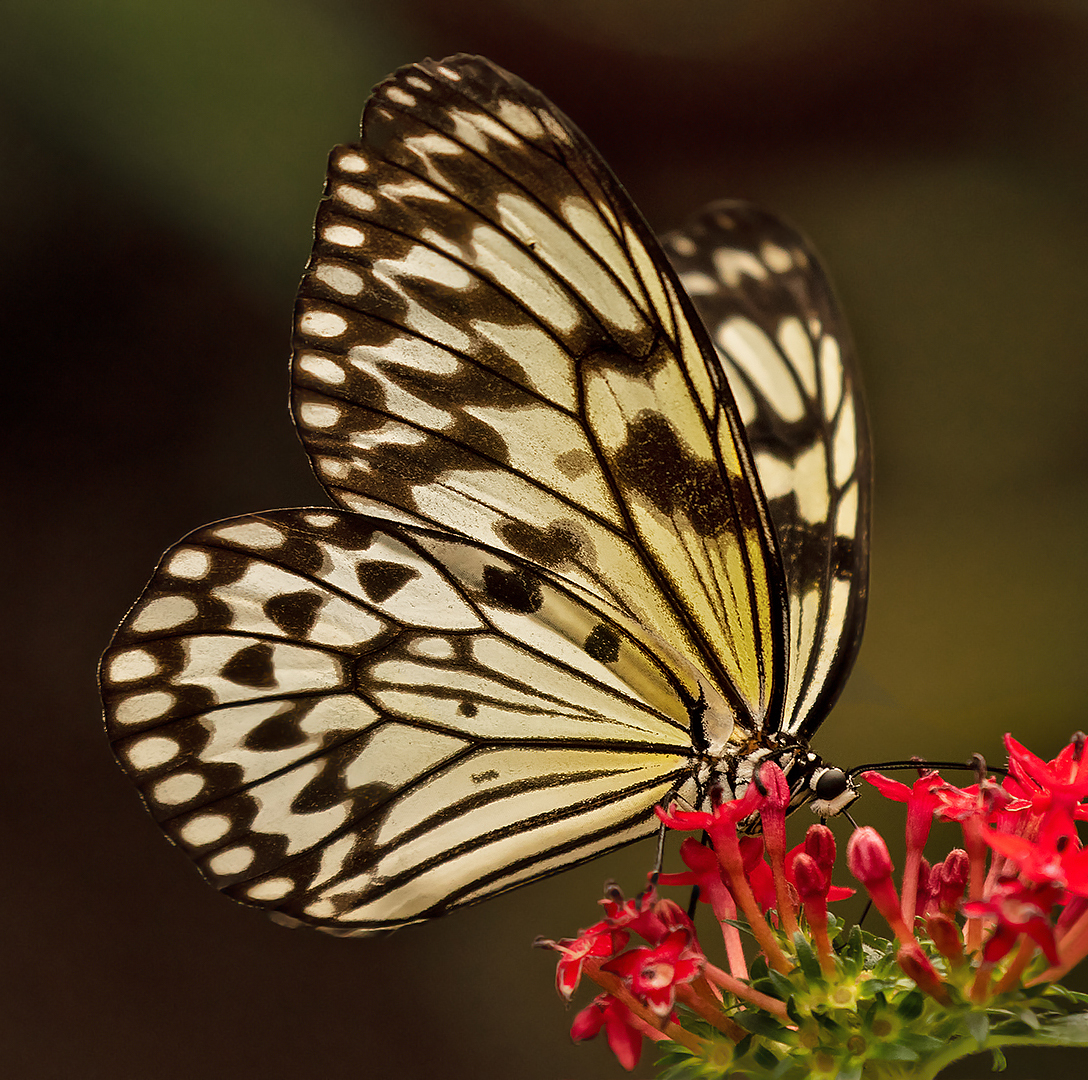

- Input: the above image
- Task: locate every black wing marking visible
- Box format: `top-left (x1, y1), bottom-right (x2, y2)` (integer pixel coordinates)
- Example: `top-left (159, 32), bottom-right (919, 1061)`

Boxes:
top-left (664, 201), bottom-right (870, 740)
top-left (101, 510), bottom-right (699, 933)
top-left (290, 55), bottom-right (789, 738)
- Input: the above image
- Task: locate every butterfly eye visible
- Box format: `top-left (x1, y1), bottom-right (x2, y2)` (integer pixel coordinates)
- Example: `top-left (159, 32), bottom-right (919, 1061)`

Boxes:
top-left (813, 767), bottom-right (849, 802)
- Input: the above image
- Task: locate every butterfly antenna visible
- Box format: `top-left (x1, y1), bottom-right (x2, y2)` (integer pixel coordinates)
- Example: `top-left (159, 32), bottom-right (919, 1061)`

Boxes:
top-left (848, 754), bottom-right (1007, 779)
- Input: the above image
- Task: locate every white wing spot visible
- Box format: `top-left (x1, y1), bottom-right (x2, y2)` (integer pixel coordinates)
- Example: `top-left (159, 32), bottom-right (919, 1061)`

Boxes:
top-left (335, 152), bottom-right (368, 174)
top-left (299, 401), bottom-right (343, 430)
top-left (678, 270), bottom-right (718, 296)
top-left (113, 690), bottom-right (173, 726)
top-left (318, 458), bottom-right (349, 481)
top-left (833, 396), bottom-right (858, 486)
top-left (385, 86), bottom-right (416, 108)
top-left (819, 336), bottom-right (844, 420)
top-left (153, 772), bottom-right (205, 805)
top-left (669, 234), bottom-right (696, 256)
top-left (322, 224), bottom-right (365, 247)
top-left (405, 75), bottom-right (431, 92)
top-left (494, 99), bottom-right (544, 140)
top-left (302, 512), bottom-right (339, 528)
top-left (436, 64), bottom-right (462, 81)
top-left (382, 178), bottom-right (450, 203)
top-left (247, 878), bottom-right (294, 901)
top-left (760, 241), bottom-right (793, 273)
top-left (348, 336), bottom-right (463, 376)
top-left (125, 735), bottom-right (179, 769)
top-left (754, 444), bottom-right (829, 525)
top-left (836, 481), bottom-right (859, 539)
top-left (130, 596), bottom-right (198, 633)
top-left (717, 317), bottom-right (804, 422)
top-left (313, 264), bottom-right (363, 297)
top-left (213, 521), bottom-right (286, 549)
top-left (404, 131), bottom-right (463, 157)
top-left (712, 247), bottom-right (767, 288)
top-left (107, 649), bottom-right (160, 683)
top-left (721, 359), bottom-right (757, 426)
top-left (777, 317), bottom-right (817, 397)
top-left (334, 184), bottom-right (376, 212)
top-left (166, 548), bottom-right (211, 580)
top-left (397, 245), bottom-right (473, 289)
top-left (299, 309), bottom-right (348, 339)
top-left (297, 352), bottom-right (346, 385)
top-left (209, 846), bottom-right (254, 876)
top-left (407, 636), bottom-right (456, 660)
top-left (180, 813), bottom-right (232, 846)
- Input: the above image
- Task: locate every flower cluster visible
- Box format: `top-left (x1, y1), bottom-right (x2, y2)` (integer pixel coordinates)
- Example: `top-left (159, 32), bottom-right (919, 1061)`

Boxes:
top-left (537, 733), bottom-right (1088, 1078)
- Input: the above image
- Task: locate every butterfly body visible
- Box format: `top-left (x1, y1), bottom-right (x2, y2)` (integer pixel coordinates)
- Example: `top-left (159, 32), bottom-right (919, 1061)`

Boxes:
top-left (101, 55), bottom-right (869, 934)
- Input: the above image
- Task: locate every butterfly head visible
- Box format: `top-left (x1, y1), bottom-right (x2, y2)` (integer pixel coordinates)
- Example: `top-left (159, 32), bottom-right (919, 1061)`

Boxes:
top-left (706, 737), bottom-right (859, 821)
top-left (806, 765), bottom-right (859, 818)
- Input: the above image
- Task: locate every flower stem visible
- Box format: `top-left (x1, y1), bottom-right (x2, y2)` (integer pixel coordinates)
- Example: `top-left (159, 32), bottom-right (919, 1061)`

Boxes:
top-left (701, 961), bottom-right (790, 1021)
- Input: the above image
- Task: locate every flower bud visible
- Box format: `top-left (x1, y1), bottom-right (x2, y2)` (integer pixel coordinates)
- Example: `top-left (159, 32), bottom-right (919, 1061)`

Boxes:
top-left (937, 849), bottom-right (970, 914)
top-left (925, 913), bottom-right (965, 966)
top-left (847, 826), bottom-right (893, 885)
top-left (804, 823), bottom-right (837, 875)
top-left (792, 853), bottom-right (826, 902)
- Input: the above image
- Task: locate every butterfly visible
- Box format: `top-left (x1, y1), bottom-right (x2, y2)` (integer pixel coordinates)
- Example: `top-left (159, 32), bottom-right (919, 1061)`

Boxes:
top-left (99, 54), bottom-right (870, 936)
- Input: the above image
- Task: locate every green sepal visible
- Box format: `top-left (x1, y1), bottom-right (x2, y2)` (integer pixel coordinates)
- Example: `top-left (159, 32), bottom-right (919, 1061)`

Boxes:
top-left (793, 933), bottom-right (822, 981)
top-left (895, 990), bottom-right (926, 1021)
top-left (897, 1031), bottom-right (946, 1055)
top-left (841, 924), bottom-right (865, 970)
top-left (762, 968), bottom-right (797, 1001)
top-left (1030, 1012), bottom-right (1088, 1045)
top-left (865, 1039), bottom-right (922, 1062)
top-left (964, 1010), bottom-right (990, 1046)
top-left (732, 1009), bottom-right (794, 1041)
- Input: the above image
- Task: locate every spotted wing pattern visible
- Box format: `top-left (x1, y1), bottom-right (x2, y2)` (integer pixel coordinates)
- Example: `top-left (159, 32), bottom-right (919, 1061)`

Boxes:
top-left (100, 55), bottom-right (870, 935)
top-left (101, 511), bottom-right (699, 932)
top-left (290, 55), bottom-right (788, 739)
top-left (663, 203), bottom-right (870, 741)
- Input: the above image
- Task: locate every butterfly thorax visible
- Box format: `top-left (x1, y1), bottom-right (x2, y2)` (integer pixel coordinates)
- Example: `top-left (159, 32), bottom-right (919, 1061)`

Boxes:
top-left (691, 727), bottom-right (858, 821)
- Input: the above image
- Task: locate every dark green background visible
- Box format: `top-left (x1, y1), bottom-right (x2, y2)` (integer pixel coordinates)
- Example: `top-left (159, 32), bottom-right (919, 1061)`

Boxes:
top-left (5, 2), bottom-right (1086, 1077)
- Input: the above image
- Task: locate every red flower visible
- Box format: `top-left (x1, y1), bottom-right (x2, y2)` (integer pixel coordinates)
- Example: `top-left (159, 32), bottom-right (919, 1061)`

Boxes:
top-left (963, 878), bottom-right (1063, 966)
top-left (863, 770), bottom-right (945, 920)
top-left (656, 838), bottom-right (732, 911)
top-left (655, 779), bottom-right (765, 847)
top-left (787, 825), bottom-right (854, 903)
top-left (599, 884), bottom-right (669, 945)
top-left (1004, 733), bottom-right (1088, 846)
top-left (605, 927), bottom-right (704, 1017)
top-left (538, 920), bottom-right (629, 1000)
top-left (570, 994), bottom-right (645, 1071)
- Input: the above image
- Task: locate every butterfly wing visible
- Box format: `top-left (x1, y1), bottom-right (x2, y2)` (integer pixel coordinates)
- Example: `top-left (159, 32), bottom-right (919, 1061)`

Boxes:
top-left (100, 56), bottom-right (869, 934)
top-left (291, 55), bottom-right (789, 741)
top-left (663, 202), bottom-right (870, 741)
top-left (100, 510), bottom-right (699, 933)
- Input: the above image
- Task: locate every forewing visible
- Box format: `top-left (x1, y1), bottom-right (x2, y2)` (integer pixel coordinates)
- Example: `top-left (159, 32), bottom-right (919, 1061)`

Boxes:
top-left (100, 510), bottom-right (696, 934)
top-left (291, 55), bottom-right (787, 733)
top-left (663, 201), bottom-right (870, 740)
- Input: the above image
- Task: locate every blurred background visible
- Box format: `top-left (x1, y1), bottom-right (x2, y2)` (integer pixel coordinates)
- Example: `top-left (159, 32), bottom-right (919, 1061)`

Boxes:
top-left (4, 1), bottom-right (1087, 1077)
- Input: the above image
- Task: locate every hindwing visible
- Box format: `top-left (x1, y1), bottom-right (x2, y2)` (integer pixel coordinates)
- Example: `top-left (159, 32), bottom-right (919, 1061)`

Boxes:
top-left (664, 202), bottom-right (870, 740)
top-left (101, 511), bottom-right (699, 932)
